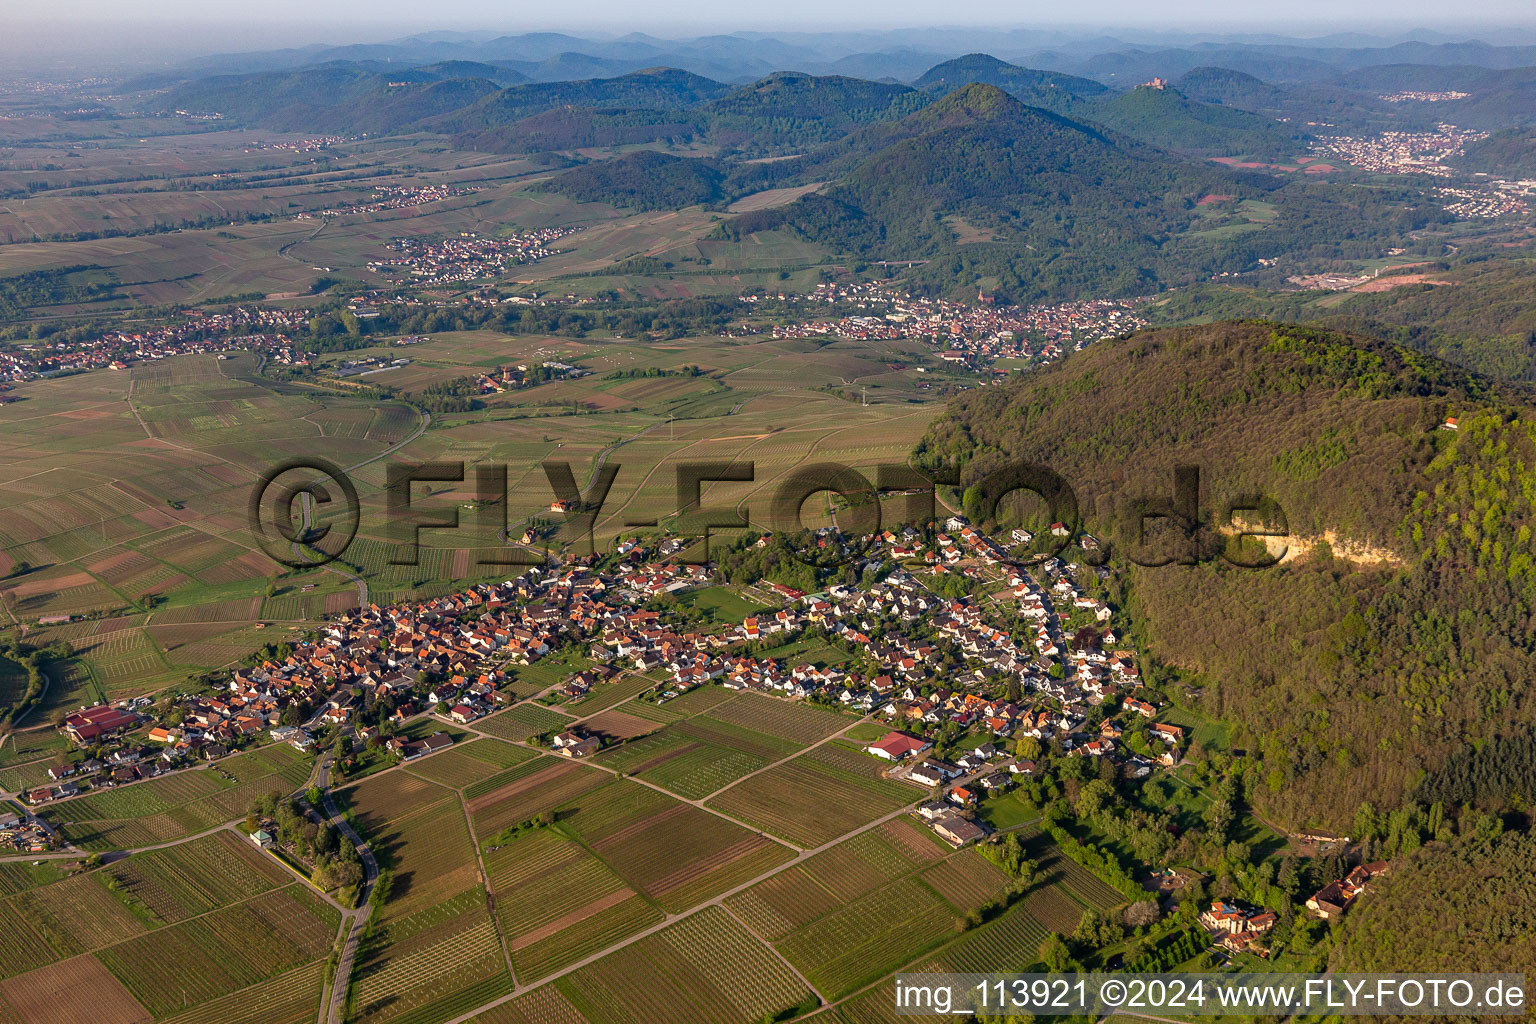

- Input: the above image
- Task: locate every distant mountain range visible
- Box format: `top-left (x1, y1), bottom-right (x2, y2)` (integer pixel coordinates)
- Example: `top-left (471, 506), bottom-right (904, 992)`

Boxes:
top-left (129, 28), bottom-right (1536, 89)
top-left (149, 40), bottom-right (1536, 154)
top-left (134, 41), bottom-right (1536, 303)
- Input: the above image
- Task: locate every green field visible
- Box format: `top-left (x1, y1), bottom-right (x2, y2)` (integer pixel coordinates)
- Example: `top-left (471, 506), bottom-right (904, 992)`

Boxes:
top-left (2, 324), bottom-right (944, 709)
top-left (706, 742), bottom-right (915, 848)
top-left (40, 743), bottom-right (313, 851)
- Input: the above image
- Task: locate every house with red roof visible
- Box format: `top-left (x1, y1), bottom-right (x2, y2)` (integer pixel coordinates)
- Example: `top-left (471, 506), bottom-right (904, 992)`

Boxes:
top-left (63, 705), bottom-right (138, 746)
top-left (867, 731), bottom-right (932, 761)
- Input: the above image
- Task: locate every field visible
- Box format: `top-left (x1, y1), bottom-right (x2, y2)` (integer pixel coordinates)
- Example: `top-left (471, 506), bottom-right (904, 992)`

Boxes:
top-left (1018, 826), bottom-right (1127, 914)
top-left (560, 780), bottom-right (794, 912)
top-left (673, 585), bottom-right (771, 624)
top-left (0, 653), bottom-right (26, 709)
top-left (103, 829), bottom-right (295, 923)
top-left (475, 704), bottom-right (576, 742)
top-left (374, 796), bottom-right (483, 924)
top-left (483, 827), bottom-right (663, 982)
top-left (40, 743), bottom-right (314, 850)
top-left (156, 962), bottom-right (325, 1024)
top-left (723, 819), bottom-right (941, 940)
top-left (0, 954), bottom-right (151, 1024)
top-left (0, 855), bottom-right (341, 1024)
top-left (2, 325), bottom-right (944, 699)
top-left (919, 849), bottom-right (1013, 912)
top-left (555, 906), bottom-right (815, 1024)
top-left (465, 757), bottom-right (610, 837)
top-left (403, 737), bottom-right (536, 790)
top-left (558, 673), bottom-right (657, 716)
top-left (95, 885), bottom-right (339, 1017)
top-left (589, 690), bottom-right (851, 801)
top-left (347, 771), bottom-right (515, 1024)
top-left (705, 743), bottom-right (914, 848)
top-left (776, 876), bottom-right (954, 999)
top-left (350, 890), bottom-right (512, 1024)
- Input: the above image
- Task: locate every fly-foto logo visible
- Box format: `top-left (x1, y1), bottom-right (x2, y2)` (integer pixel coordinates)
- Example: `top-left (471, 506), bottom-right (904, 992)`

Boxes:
top-left (248, 458), bottom-right (1290, 571)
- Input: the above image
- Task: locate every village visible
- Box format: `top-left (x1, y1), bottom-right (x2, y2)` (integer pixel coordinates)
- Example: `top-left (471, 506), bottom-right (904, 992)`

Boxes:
top-left (366, 225), bottom-right (585, 287)
top-left (2, 506), bottom-right (1390, 962)
top-left (1438, 178), bottom-right (1534, 219)
top-left (1313, 123), bottom-right (1488, 176)
top-left (0, 270), bottom-right (1146, 389)
top-left (0, 305), bottom-right (314, 382)
top-left (296, 182), bottom-right (478, 219)
top-left (764, 280), bottom-right (1147, 368)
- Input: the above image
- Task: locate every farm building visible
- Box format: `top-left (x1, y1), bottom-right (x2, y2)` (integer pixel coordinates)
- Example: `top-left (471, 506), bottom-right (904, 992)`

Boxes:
top-left (867, 731), bottom-right (932, 761)
top-left (63, 705), bottom-right (139, 746)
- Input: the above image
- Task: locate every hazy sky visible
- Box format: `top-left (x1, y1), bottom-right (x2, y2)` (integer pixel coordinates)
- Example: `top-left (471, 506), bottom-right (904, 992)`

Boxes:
top-left (7, 2), bottom-right (1536, 64)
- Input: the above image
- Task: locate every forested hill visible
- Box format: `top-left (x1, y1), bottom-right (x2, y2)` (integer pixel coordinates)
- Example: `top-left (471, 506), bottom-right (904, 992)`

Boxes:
top-left (1088, 83), bottom-right (1309, 159)
top-left (1460, 126), bottom-right (1536, 178)
top-left (698, 73), bottom-right (928, 153)
top-left (424, 67), bottom-right (730, 132)
top-left (726, 83), bottom-right (1241, 300)
top-left (916, 321), bottom-right (1536, 830)
top-left (1333, 828), bottom-right (1536, 976)
top-left (914, 53), bottom-right (1108, 97)
top-left (912, 53), bottom-right (1106, 115)
top-left (534, 150), bottom-right (724, 210)
top-left (158, 68), bottom-right (501, 133)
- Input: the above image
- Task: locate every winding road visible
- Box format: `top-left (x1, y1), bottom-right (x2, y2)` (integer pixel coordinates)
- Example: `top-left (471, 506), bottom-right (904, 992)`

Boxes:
top-left (315, 754), bottom-right (379, 1024)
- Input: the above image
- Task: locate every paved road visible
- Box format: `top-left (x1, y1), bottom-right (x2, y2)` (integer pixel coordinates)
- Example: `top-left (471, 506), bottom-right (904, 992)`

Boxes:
top-left (0, 819), bottom-right (234, 864)
top-left (279, 216), bottom-right (330, 264)
top-left (429, 701), bottom-right (1007, 1024)
top-left (316, 755), bottom-right (379, 1024)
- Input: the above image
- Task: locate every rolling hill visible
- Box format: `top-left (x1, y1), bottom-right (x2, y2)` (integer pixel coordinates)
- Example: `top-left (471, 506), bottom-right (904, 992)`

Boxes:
top-left (1174, 66), bottom-right (1302, 116)
top-left (536, 150), bottom-right (725, 210)
top-left (452, 106), bottom-right (698, 154)
top-left (718, 83), bottom-right (1238, 300)
top-left (422, 67), bottom-right (730, 133)
top-left (1459, 126), bottom-right (1536, 177)
top-left (1087, 82), bottom-right (1309, 159)
top-left (917, 320), bottom-right (1536, 829)
top-left (157, 67), bottom-right (502, 133)
top-left (1330, 64), bottom-right (1536, 129)
top-left (699, 72), bottom-right (928, 154)
top-left (913, 53), bottom-right (1106, 116)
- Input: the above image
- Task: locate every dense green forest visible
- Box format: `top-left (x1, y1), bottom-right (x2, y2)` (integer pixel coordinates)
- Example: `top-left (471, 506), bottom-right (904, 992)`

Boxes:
top-left (1148, 260), bottom-right (1536, 380)
top-left (912, 53), bottom-right (1106, 118)
top-left (715, 84), bottom-right (1239, 299)
top-left (422, 67), bottom-right (730, 133)
top-left (1459, 126), bottom-right (1536, 178)
top-left (1333, 828), bottom-right (1535, 975)
top-left (1089, 83), bottom-right (1310, 159)
top-left (699, 72), bottom-right (930, 155)
top-left (536, 150), bottom-right (725, 210)
top-left (0, 266), bottom-right (120, 321)
top-left (707, 84), bottom-right (1449, 302)
top-left (916, 321), bottom-right (1536, 829)
top-left (453, 107), bottom-right (696, 154)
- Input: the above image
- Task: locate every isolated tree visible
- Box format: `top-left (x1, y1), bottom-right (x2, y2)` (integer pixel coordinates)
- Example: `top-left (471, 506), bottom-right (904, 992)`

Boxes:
top-left (1124, 900), bottom-right (1160, 929)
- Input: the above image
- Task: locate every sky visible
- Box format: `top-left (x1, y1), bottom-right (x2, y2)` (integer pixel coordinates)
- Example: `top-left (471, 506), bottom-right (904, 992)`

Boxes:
top-left (5, 3), bottom-right (1536, 65)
